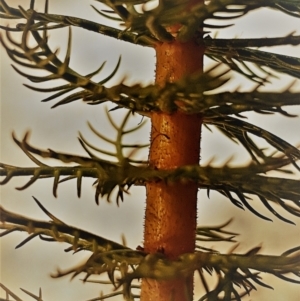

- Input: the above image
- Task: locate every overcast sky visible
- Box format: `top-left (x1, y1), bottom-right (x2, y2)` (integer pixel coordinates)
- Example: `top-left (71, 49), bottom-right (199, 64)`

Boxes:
top-left (1, 1), bottom-right (300, 300)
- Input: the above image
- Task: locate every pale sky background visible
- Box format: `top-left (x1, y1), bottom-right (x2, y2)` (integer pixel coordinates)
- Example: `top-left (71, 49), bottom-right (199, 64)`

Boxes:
top-left (0, 1), bottom-right (300, 300)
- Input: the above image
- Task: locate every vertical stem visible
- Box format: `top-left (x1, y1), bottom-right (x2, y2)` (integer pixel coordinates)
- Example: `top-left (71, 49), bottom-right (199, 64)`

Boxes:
top-left (141, 22), bottom-right (205, 301)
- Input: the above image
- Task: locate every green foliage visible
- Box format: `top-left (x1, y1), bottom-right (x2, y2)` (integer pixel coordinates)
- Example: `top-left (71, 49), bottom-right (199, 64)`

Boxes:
top-left (1, 0), bottom-right (300, 300)
top-left (1, 113), bottom-right (300, 223)
top-left (2, 200), bottom-right (300, 301)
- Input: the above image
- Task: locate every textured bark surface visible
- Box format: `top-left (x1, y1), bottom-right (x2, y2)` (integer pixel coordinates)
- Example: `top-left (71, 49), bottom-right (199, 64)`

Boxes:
top-left (141, 26), bottom-right (205, 301)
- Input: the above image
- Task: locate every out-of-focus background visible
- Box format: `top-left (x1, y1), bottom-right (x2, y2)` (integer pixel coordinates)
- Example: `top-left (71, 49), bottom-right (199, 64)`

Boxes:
top-left (1, 1), bottom-right (299, 300)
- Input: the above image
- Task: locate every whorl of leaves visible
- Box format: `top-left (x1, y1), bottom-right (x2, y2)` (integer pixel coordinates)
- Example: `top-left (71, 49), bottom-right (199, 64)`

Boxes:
top-left (1, 201), bottom-right (300, 301)
top-left (1, 111), bottom-right (299, 223)
top-left (1, 0), bottom-right (300, 114)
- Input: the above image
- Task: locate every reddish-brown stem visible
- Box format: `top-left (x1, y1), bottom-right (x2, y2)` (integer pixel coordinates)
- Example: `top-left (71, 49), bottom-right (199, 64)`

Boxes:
top-left (141, 20), bottom-right (205, 301)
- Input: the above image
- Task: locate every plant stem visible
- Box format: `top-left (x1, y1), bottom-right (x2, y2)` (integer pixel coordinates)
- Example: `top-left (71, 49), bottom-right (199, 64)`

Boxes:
top-left (141, 18), bottom-right (205, 301)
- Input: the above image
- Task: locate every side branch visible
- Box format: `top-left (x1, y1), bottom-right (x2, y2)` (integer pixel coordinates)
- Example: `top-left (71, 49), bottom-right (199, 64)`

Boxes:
top-left (0, 0), bottom-right (156, 46)
top-left (1, 132), bottom-right (299, 222)
top-left (0, 198), bottom-right (128, 252)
